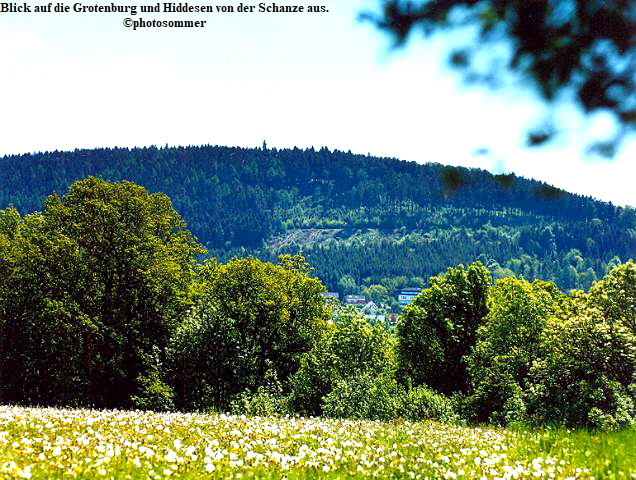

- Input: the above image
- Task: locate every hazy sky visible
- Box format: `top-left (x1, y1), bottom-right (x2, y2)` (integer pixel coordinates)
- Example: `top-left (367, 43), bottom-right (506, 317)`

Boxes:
top-left (1, 0), bottom-right (635, 206)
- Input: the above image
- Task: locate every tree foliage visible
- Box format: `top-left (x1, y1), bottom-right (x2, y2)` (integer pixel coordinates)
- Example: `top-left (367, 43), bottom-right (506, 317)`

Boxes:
top-left (466, 277), bottom-right (564, 423)
top-left (3, 176), bottom-right (636, 430)
top-left (288, 307), bottom-right (396, 416)
top-left (397, 262), bottom-right (490, 394)
top-left (0, 177), bottom-right (203, 408)
top-left (168, 255), bottom-right (330, 411)
top-left (527, 304), bottom-right (636, 429)
top-left (589, 260), bottom-right (636, 333)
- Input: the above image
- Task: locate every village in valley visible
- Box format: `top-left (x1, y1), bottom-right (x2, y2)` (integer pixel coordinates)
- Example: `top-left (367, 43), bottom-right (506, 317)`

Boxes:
top-left (321, 287), bottom-right (422, 329)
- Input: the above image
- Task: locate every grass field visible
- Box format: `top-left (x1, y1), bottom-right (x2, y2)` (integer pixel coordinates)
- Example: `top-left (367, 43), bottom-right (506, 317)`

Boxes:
top-left (1, 405), bottom-right (635, 479)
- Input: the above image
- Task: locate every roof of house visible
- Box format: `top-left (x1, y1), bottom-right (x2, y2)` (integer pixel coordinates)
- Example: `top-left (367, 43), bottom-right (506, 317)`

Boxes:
top-left (361, 301), bottom-right (379, 312)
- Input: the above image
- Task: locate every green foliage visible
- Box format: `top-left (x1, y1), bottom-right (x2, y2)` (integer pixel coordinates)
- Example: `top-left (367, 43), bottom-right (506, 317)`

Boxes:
top-left (167, 255), bottom-right (330, 411)
top-left (287, 336), bottom-right (340, 417)
top-left (466, 277), bottom-right (563, 424)
top-left (397, 262), bottom-right (490, 394)
top-left (462, 262), bottom-right (636, 429)
top-left (288, 307), bottom-right (397, 417)
top-left (331, 307), bottom-right (397, 377)
top-left (0, 206), bottom-right (20, 237)
top-left (322, 371), bottom-right (402, 421)
top-left (0, 178), bottom-right (202, 408)
top-left (362, 284), bottom-right (390, 305)
top-left (131, 347), bottom-right (175, 412)
top-left (397, 386), bottom-right (459, 423)
top-left (589, 260), bottom-right (636, 334)
top-left (2, 172), bottom-right (636, 431)
top-left (229, 365), bottom-right (290, 417)
top-left (527, 296), bottom-right (636, 429)
top-left (322, 372), bottom-right (459, 423)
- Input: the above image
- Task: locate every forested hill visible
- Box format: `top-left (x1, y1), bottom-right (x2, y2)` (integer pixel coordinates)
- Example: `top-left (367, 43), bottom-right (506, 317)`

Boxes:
top-left (1, 144), bottom-right (635, 295)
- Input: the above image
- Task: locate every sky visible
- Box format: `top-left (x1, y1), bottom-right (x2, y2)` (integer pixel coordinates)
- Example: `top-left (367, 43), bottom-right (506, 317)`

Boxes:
top-left (1, 0), bottom-right (635, 206)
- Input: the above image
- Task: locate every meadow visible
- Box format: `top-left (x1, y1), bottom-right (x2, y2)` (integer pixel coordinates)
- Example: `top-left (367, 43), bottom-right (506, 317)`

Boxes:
top-left (1, 405), bottom-right (635, 479)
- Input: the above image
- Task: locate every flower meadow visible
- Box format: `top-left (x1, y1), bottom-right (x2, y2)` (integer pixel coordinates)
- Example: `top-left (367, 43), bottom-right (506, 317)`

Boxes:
top-left (1, 406), bottom-right (635, 479)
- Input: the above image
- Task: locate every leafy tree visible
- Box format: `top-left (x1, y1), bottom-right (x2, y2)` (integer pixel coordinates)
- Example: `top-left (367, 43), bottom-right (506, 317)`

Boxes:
top-left (466, 277), bottom-right (563, 423)
top-left (0, 215), bottom-right (88, 406)
top-left (362, 284), bottom-right (390, 305)
top-left (589, 260), bottom-right (636, 334)
top-left (322, 371), bottom-right (402, 421)
top-left (331, 307), bottom-right (397, 378)
top-left (0, 177), bottom-right (203, 408)
top-left (0, 206), bottom-right (20, 237)
top-left (338, 274), bottom-right (359, 295)
top-left (527, 298), bottom-right (636, 429)
top-left (288, 307), bottom-right (397, 416)
top-left (397, 262), bottom-right (491, 394)
top-left (168, 255), bottom-right (330, 411)
top-left (286, 334), bottom-right (340, 417)
top-left (365, 0), bottom-right (636, 153)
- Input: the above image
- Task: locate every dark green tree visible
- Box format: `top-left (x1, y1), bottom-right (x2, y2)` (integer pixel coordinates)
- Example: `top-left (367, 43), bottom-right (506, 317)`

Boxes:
top-left (168, 255), bottom-right (331, 411)
top-left (0, 177), bottom-right (203, 408)
top-left (397, 262), bottom-right (491, 394)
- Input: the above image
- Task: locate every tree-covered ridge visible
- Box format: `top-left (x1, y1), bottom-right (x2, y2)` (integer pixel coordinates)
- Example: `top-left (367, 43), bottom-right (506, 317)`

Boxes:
top-left (1, 144), bottom-right (634, 293)
top-left (0, 144), bottom-right (625, 238)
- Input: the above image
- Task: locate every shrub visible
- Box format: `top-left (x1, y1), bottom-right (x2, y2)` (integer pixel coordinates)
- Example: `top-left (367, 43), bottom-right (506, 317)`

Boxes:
top-left (229, 367), bottom-right (290, 417)
top-left (131, 347), bottom-right (175, 412)
top-left (288, 307), bottom-right (397, 417)
top-left (131, 371), bottom-right (175, 412)
top-left (397, 385), bottom-right (459, 423)
top-left (322, 372), bottom-right (402, 421)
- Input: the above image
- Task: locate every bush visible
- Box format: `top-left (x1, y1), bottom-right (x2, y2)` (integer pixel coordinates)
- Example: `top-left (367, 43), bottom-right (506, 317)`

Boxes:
top-left (288, 307), bottom-right (397, 417)
top-left (287, 347), bottom-right (340, 417)
top-left (131, 346), bottom-right (175, 412)
top-left (229, 367), bottom-right (290, 417)
top-left (322, 372), bottom-right (460, 423)
top-left (131, 371), bottom-right (175, 412)
top-left (322, 372), bottom-right (402, 421)
top-left (397, 385), bottom-right (459, 423)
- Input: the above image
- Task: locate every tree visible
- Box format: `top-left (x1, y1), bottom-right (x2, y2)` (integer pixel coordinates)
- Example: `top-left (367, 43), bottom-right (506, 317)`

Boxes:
top-left (168, 255), bottom-right (331, 411)
top-left (466, 277), bottom-right (564, 423)
top-left (589, 260), bottom-right (636, 334)
top-left (362, 284), bottom-right (390, 305)
top-left (0, 212), bottom-right (88, 406)
top-left (289, 306), bottom-right (398, 417)
top-left (365, 0), bottom-right (636, 154)
top-left (527, 299), bottom-right (636, 429)
top-left (397, 262), bottom-right (491, 394)
top-left (0, 177), bottom-right (204, 408)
